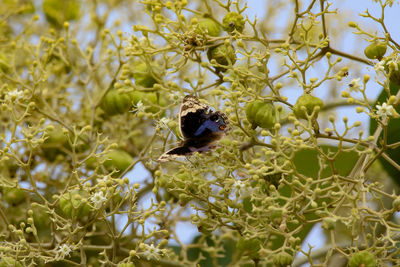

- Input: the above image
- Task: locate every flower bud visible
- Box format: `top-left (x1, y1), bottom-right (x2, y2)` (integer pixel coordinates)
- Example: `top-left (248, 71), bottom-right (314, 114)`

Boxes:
top-left (388, 95), bottom-right (397, 105)
top-left (348, 21), bottom-right (357, 27)
top-left (356, 107), bottom-right (365, 113)
top-left (363, 74), bottom-right (370, 83)
top-left (341, 91), bottom-right (350, 98)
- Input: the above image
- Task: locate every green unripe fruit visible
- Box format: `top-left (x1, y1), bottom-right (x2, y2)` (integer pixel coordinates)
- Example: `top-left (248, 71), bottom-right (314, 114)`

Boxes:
top-left (0, 257), bottom-right (22, 267)
top-left (143, 92), bottom-right (167, 114)
top-left (0, 52), bottom-right (11, 73)
top-left (207, 44), bottom-right (237, 72)
top-left (293, 94), bottom-right (324, 119)
top-left (103, 150), bottom-right (133, 173)
top-left (178, 193), bottom-right (192, 206)
top-left (43, 0), bottom-right (80, 27)
top-left (59, 189), bottom-right (91, 218)
top-left (133, 62), bottom-right (158, 88)
top-left (348, 251), bottom-right (376, 267)
top-left (245, 100), bottom-right (276, 129)
top-left (197, 18), bottom-right (221, 37)
top-left (222, 12), bottom-right (245, 33)
top-left (392, 197), bottom-right (400, 211)
top-left (41, 128), bottom-right (70, 161)
top-left (101, 89), bottom-right (132, 116)
top-left (273, 251), bottom-right (293, 267)
top-left (4, 0), bottom-right (35, 15)
top-left (128, 90), bottom-right (146, 105)
top-left (31, 205), bottom-right (50, 229)
top-left (118, 263), bottom-right (135, 267)
top-left (236, 237), bottom-right (261, 258)
top-left (3, 187), bottom-right (26, 205)
top-left (196, 220), bottom-right (215, 235)
top-left (85, 157), bottom-right (97, 170)
top-left (364, 42), bottom-right (387, 60)
top-left (43, 128), bottom-right (68, 146)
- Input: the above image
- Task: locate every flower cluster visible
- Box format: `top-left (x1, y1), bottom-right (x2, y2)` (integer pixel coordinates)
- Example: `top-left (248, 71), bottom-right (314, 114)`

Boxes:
top-left (5, 89), bottom-right (24, 103)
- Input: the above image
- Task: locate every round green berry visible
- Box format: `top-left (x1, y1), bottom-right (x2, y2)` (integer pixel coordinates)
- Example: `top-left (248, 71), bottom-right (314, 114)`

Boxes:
top-left (101, 89), bottom-right (132, 116)
top-left (364, 42), bottom-right (387, 60)
top-left (207, 44), bottom-right (237, 72)
top-left (43, 0), bottom-right (80, 27)
top-left (59, 189), bottom-right (91, 218)
top-left (293, 94), bottom-right (324, 119)
top-left (222, 12), bottom-right (245, 33)
top-left (245, 100), bottom-right (276, 129)
top-left (197, 18), bottom-right (221, 37)
top-left (133, 62), bottom-right (158, 88)
top-left (3, 187), bottom-right (26, 205)
top-left (273, 251), bottom-right (293, 267)
top-left (348, 251), bottom-right (376, 267)
top-left (103, 149), bottom-right (133, 173)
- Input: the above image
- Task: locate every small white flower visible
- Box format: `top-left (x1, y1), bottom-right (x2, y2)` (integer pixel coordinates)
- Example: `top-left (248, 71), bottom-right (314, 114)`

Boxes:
top-left (168, 91), bottom-right (182, 101)
top-left (348, 78), bottom-right (362, 92)
top-left (5, 89), bottom-right (24, 103)
top-left (140, 243), bottom-right (164, 260)
top-left (387, 54), bottom-right (400, 71)
top-left (131, 100), bottom-right (146, 114)
top-left (232, 180), bottom-right (254, 200)
top-left (376, 102), bottom-right (394, 120)
top-left (136, 100), bottom-right (146, 113)
top-left (56, 244), bottom-right (73, 259)
top-left (97, 175), bottom-right (110, 185)
top-left (90, 191), bottom-right (107, 209)
top-left (374, 60), bottom-right (386, 73)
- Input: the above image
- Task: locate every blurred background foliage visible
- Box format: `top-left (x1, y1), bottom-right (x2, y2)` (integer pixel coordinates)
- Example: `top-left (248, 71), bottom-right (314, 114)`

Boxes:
top-left (0, 0), bottom-right (399, 266)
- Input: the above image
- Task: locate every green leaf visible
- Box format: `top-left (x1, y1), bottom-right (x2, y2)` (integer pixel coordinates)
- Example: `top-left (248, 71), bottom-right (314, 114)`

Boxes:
top-left (270, 145), bottom-right (359, 250)
top-left (293, 145), bottom-right (359, 178)
top-left (369, 82), bottom-right (400, 185)
top-left (185, 235), bottom-right (235, 267)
